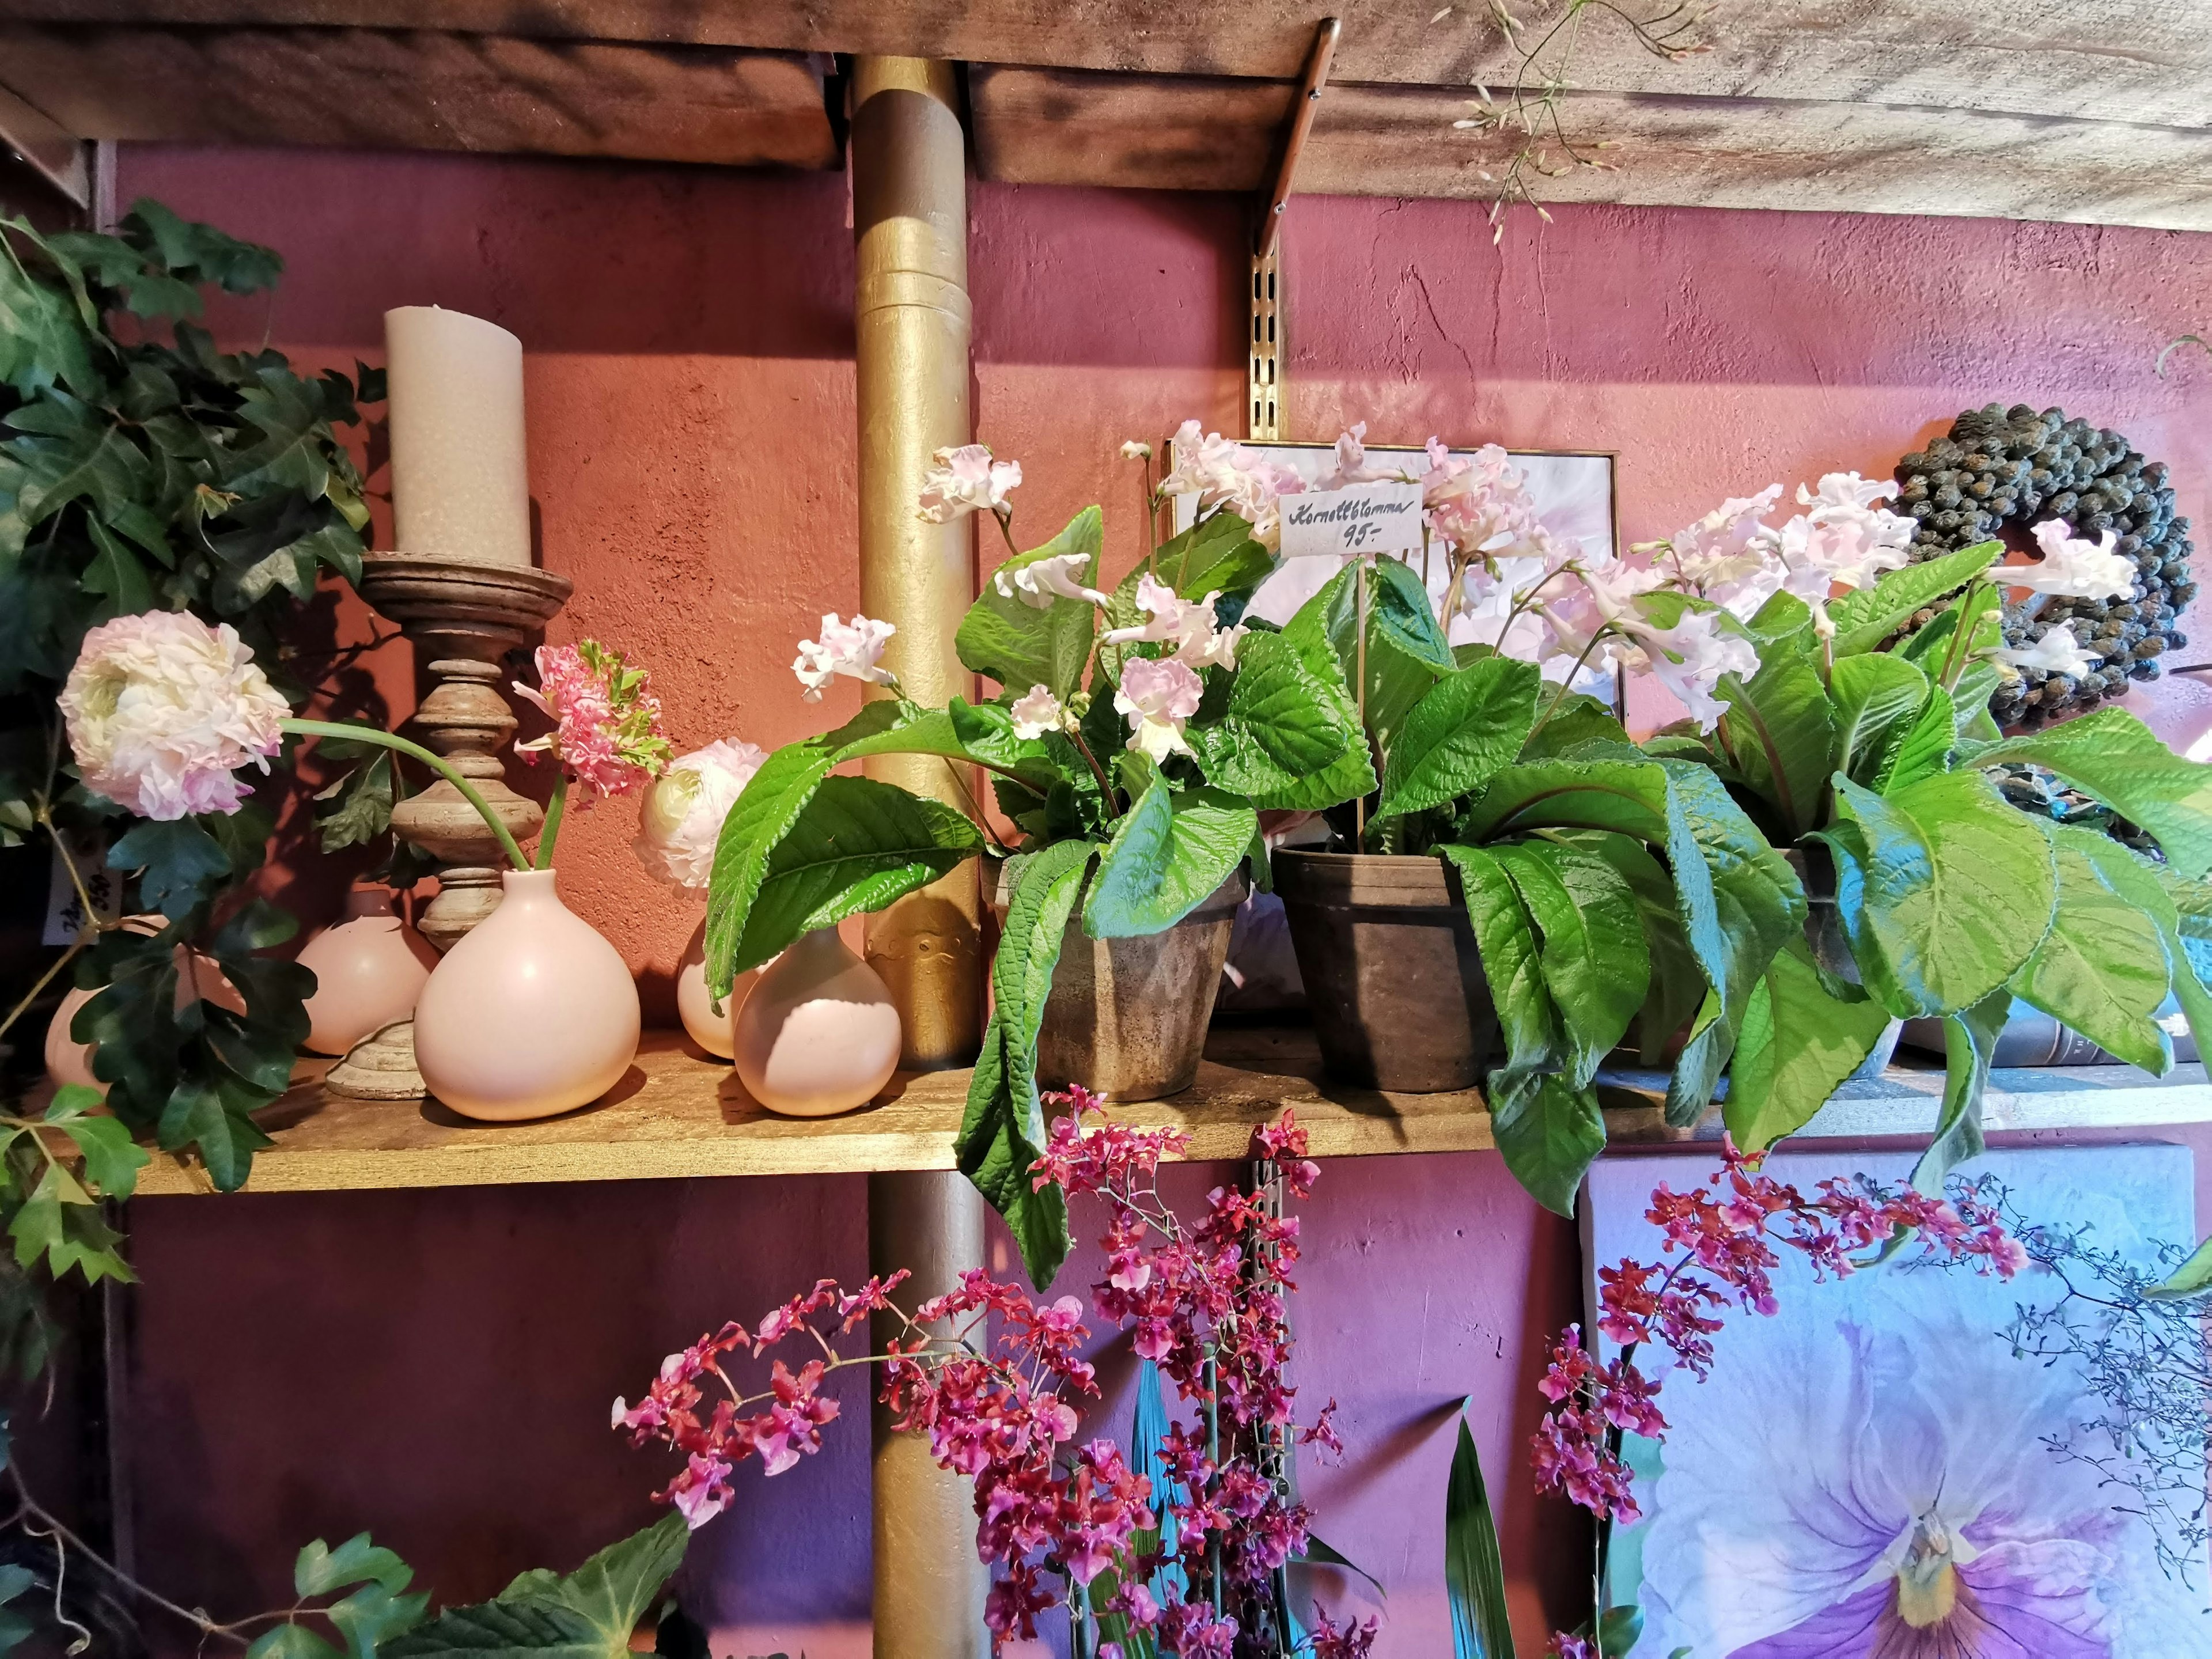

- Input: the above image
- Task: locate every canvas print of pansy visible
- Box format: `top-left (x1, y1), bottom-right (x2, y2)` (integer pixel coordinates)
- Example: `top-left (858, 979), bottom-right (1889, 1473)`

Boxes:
top-left (1585, 1143), bottom-right (2210, 1658)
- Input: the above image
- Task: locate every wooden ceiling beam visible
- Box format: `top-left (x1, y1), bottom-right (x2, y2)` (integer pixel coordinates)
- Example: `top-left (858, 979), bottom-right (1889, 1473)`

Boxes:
top-left (0, 23), bottom-right (836, 166)
top-left (0, 78), bottom-right (86, 205)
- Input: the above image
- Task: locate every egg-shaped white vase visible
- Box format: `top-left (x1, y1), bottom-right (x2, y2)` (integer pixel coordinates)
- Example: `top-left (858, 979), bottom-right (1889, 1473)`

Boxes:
top-left (732, 927), bottom-right (901, 1117)
top-left (412, 868), bottom-right (640, 1122)
top-left (674, 916), bottom-right (762, 1061)
top-left (297, 888), bottom-right (438, 1056)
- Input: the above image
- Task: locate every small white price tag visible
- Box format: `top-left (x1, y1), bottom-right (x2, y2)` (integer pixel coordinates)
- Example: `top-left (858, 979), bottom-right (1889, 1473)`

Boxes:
top-left (1277, 480), bottom-right (1426, 559)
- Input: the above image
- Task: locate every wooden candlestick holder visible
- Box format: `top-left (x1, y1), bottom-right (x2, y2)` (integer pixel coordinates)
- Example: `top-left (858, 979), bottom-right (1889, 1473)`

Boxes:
top-left (324, 552), bottom-right (572, 1101)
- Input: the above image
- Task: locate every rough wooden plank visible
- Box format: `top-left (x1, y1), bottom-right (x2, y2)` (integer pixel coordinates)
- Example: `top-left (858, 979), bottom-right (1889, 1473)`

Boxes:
top-left (973, 66), bottom-right (2212, 232)
top-left (0, 24), bottom-right (836, 166)
top-left (0, 1), bottom-right (2207, 127)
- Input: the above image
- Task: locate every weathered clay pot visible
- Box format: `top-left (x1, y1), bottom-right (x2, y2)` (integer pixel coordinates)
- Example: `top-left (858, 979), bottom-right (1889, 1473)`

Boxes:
top-left (1033, 872), bottom-right (1247, 1101)
top-left (1275, 850), bottom-right (1497, 1092)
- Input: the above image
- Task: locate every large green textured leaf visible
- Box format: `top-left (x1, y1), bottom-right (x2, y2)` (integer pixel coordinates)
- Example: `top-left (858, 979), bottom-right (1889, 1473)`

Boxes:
top-left (1830, 653), bottom-right (1930, 787)
top-left (1489, 840), bottom-right (1646, 1088)
top-left (1871, 685), bottom-right (1956, 794)
top-left (1436, 844), bottom-right (1559, 1112)
top-left (1444, 1415), bottom-right (1516, 1659)
top-left (1827, 541), bottom-right (2001, 656)
top-left (732, 775), bottom-right (981, 973)
top-left (1823, 771), bottom-right (2057, 1018)
top-left (2010, 825), bottom-right (2173, 1073)
top-left (1376, 654), bottom-right (1541, 821)
top-left (2067, 838), bottom-right (2212, 1073)
top-left (958, 838), bottom-right (1095, 1289)
top-left (1555, 831), bottom-right (1706, 1065)
top-left (1185, 623), bottom-right (1373, 811)
top-left (0, 226), bottom-right (99, 397)
top-left (1966, 708), bottom-right (2212, 880)
top-left (1147, 510), bottom-right (1274, 603)
top-left (1083, 779), bottom-right (1253, 939)
top-left (1299, 555), bottom-right (1456, 754)
top-left (1716, 648), bottom-right (1835, 836)
top-left (388, 1516), bottom-right (688, 1659)
top-left (957, 506), bottom-right (1103, 699)
top-left (1724, 939), bottom-right (1895, 1153)
top-left (1914, 989), bottom-right (2010, 1190)
top-left (1491, 1075), bottom-right (1605, 1218)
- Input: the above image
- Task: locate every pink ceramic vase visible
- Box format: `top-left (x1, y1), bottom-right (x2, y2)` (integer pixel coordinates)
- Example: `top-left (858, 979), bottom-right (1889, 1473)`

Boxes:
top-left (412, 868), bottom-right (640, 1122)
top-left (45, 918), bottom-right (242, 1093)
top-left (296, 888), bottom-right (438, 1055)
top-left (732, 927), bottom-right (902, 1117)
top-left (674, 915), bottom-right (759, 1061)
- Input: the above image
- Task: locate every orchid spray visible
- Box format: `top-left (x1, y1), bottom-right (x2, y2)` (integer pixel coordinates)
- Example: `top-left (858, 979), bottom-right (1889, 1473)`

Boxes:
top-left (616, 1091), bottom-right (1368, 1658)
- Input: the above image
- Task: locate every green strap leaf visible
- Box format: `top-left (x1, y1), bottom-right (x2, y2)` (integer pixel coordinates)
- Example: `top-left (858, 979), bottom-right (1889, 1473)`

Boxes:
top-left (1914, 988), bottom-right (2010, 1191)
top-left (1715, 631), bottom-right (1837, 838)
top-left (1444, 1413), bottom-right (1517, 1659)
top-left (2071, 837), bottom-right (2212, 1073)
top-left (1829, 653), bottom-right (1931, 787)
top-left (1823, 770), bottom-right (2057, 1018)
top-left (1552, 831), bottom-right (1707, 1066)
top-left (1724, 938), bottom-right (1895, 1153)
top-left (1965, 707), bottom-right (2212, 880)
top-left (959, 506), bottom-right (1103, 698)
top-left (1827, 540), bottom-right (2001, 656)
top-left (2009, 824), bottom-right (2174, 1073)
top-left (1083, 779), bottom-right (1253, 940)
top-left (957, 839), bottom-right (1096, 1288)
top-left (1491, 1075), bottom-right (1605, 1218)
top-left (1489, 840), bottom-right (1647, 1089)
top-left (1296, 555), bottom-right (1457, 756)
top-left (1376, 653), bottom-right (1541, 821)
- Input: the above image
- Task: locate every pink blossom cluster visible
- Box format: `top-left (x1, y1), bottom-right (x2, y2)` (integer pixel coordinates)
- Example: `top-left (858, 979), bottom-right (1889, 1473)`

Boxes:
top-left (1531, 1141), bottom-right (2024, 1528)
top-left (513, 639), bottom-right (672, 797)
top-left (618, 1089), bottom-right (1366, 1656)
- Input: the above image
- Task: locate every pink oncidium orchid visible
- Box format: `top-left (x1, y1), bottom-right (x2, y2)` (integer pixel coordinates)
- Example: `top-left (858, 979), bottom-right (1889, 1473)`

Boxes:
top-left (512, 639), bottom-right (673, 870)
top-left (616, 1092), bottom-right (1366, 1657)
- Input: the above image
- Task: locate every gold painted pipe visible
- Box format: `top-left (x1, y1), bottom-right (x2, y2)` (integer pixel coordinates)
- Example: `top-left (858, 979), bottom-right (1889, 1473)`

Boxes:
top-left (851, 54), bottom-right (984, 1074)
top-left (852, 56), bottom-right (992, 1659)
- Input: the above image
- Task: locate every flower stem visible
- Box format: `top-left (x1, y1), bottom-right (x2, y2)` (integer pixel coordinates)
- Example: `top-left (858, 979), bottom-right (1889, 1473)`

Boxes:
top-left (0, 938), bottom-right (84, 1050)
top-left (994, 506), bottom-right (1021, 558)
top-left (282, 720), bottom-right (530, 872)
top-left (1069, 727), bottom-right (1122, 815)
top-left (535, 772), bottom-right (567, 871)
top-left (1524, 630), bottom-right (1608, 745)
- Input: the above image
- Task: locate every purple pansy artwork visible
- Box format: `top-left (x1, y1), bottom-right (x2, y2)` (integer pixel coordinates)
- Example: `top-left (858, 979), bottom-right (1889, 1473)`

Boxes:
top-left (1588, 1145), bottom-right (2211, 1659)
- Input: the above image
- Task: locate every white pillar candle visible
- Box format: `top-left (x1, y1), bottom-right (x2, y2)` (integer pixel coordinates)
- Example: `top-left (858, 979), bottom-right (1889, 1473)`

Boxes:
top-left (384, 305), bottom-right (532, 567)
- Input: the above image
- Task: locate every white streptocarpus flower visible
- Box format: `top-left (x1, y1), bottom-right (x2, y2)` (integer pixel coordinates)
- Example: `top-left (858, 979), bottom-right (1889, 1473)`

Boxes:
top-left (1101, 574), bottom-right (1247, 669)
top-left (1119, 440), bottom-right (1152, 461)
top-left (916, 444), bottom-right (1021, 524)
top-left (1009, 685), bottom-right (1074, 740)
top-left (1114, 656), bottom-right (1205, 762)
top-left (1776, 473), bottom-right (1916, 594)
top-left (2009, 521), bottom-right (2138, 601)
top-left (1316, 422), bottom-right (1390, 490)
top-left (1626, 608), bottom-right (1759, 732)
top-left (1156, 419), bottom-right (1306, 549)
top-left (60, 610), bottom-right (289, 820)
top-left (793, 613), bottom-right (897, 702)
top-left (1423, 438), bottom-right (1539, 554)
top-left (634, 737), bottom-right (767, 891)
top-left (992, 551), bottom-right (1109, 611)
top-left (1990, 621), bottom-right (2100, 680)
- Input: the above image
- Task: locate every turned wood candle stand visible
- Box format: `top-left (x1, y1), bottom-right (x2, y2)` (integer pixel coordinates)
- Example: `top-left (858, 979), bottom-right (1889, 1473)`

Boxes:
top-left (324, 552), bottom-right (573, 1101)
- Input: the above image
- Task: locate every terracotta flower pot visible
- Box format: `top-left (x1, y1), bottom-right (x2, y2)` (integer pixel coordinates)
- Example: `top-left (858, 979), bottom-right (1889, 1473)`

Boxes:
top-left (1274, 850), bottom-right (1497, 1093)
top-left (731, 927), bottom-right (902, 1116)
top-left (296, 888), bottom-right (438, 1056)
top-left (674, 915), bottom-right (763, 1062)
top-left (412, 868), bottom-right (641, 1122)
top-left (1032, 872), bottom-right (1247, 1102)
top-left (44, 916), bottom-right (244, 1094)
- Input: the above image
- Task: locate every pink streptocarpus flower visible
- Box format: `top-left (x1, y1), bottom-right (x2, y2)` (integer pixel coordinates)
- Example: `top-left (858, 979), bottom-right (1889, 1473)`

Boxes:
top-left (1114, 655), bottom-right (1204, 761)
top-left (792, 613), bottom-right (897, 701)
top-left (60, 610), bottom-right (289, 820)
top-left (918, 443), bottom-right (1021, 522)
top-left (993, 551), bottom-right (1108, 610)
top-left (1101, 574), bottom-right (1246, 669)
top-left (1009, 685), bottom-right (1072, 740)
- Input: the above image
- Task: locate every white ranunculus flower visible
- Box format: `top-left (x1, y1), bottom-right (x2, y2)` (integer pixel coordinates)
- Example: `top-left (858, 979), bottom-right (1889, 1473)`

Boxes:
top-left (634, 737), bottom-right (767, 891)
top-left (60, 610), bottom-right (289, 820)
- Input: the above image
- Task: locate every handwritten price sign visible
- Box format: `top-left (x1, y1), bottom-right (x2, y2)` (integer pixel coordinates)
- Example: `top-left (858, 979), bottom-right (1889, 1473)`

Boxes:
top-left (1278, 481), bottom-right (1426, 559)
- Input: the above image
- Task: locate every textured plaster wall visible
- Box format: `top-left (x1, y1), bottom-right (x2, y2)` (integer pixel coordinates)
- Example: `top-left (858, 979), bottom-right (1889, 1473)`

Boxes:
top-left (109, 142), bottom-right (2212, 1658)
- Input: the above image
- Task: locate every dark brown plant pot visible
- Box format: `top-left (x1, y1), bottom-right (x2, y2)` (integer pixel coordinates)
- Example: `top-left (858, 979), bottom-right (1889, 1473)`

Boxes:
top-left (1032, 872), bottom-right (1248, 1102)
top-left (1274, 850), bottom-right (1497, 1093)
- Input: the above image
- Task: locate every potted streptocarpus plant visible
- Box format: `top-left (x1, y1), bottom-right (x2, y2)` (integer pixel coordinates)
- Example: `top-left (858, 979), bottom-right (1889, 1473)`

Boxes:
top-left (58, 613), bottom-right (670, 1124)
top-left (702, 429), bottom-right (1375, 1283)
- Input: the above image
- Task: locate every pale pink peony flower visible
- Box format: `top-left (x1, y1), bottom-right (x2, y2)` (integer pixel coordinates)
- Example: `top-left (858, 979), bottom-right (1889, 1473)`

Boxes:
top-left (1115, 656), bottom-right (1205, 762)
top-left (634, 737), bottom-right (768, 891)
top-left (918, 444), bottom-right (1021, 523)
top-left (793, 613), bottom-right (897, 702)
top-left (1991, 620), bottom-right (2100, 679)
top-left (1009, 685), bottom-right (1071, 740)
top-left (60, 610), bottom-right (289, 820)
top-left (993, 551), bottom-right (1109, 611)
top-left (513, 640), bottom-right (671, 798)
top-left (2010, 520), bottom-right (2138, 601)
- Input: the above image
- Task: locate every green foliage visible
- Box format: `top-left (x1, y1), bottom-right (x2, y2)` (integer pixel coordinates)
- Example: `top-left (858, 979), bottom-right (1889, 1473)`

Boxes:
top-left (1825, 541), bottom-right (1999, 656)
top-left (1375, 654), bottom-right (1540, 823)
top-left (1723, 940), bottom-right (1893, 1153)
top-left (1185, 618), bottom-right (1374, 811)
top-left (1443, 1412), bottom-right (1515, 1659)
top-left (2009, 826), bottom-right (2174, 1073)
top-left (1083, 779), bottom-right (1254, 939)
top-left (1965, 707), bottom-right (2212, 881)
top-left (1712, 597), bottom-right (1835, 837)
top-left (1914, 988), bottom-right (2011, 1190)
top-left (959, 507), bottom-right (1104, 699)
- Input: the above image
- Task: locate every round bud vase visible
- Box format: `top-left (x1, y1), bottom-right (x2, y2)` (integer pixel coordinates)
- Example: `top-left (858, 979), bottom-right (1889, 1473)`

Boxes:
top-left (296, 887), bottom-right (439, 1056)
top-left (45, 917), bottom-right (243, 1094)
top-left (674, 915), bottom-right (761, 1062)
top-left (731, 927), bottom-right (902, 1117)
top-left (412, 868), bottom-right (641, 1122)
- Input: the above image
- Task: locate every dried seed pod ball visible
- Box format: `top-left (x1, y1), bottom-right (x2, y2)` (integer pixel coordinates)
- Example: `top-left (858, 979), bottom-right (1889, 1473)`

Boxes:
top-left (1891, 404), bottom-right (2193, 729)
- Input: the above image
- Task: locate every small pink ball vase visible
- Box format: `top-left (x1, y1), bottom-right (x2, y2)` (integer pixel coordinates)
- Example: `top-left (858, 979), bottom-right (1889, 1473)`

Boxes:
top-left (412, 868), bottom-right (641, 1122)
top-left (732, 927), bottom-right (902, 1117)
top-left (674, 917), bottom-right (758, 1062)
top-left (296, 888), bottom-right (438, 1055)
top-left (46, 918), bottom-right (241, 1093)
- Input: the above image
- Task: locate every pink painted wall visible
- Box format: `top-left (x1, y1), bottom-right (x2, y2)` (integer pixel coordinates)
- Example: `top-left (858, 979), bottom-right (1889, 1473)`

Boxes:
top-left (109, 141), bottom-right (2212, 1657)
